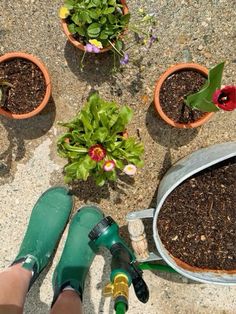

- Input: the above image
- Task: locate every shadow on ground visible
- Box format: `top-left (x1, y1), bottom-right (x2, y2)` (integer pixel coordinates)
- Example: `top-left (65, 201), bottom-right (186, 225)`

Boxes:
top-left (64, 41), bottom-right (145, 98)
top-left (70, 174), bottom-right (134, 204)
top-left (146, 102), bottom-right (200, 179)
top-left (90, 249), bottom-right (114, 314)
top-left (146, 102), bottom-right (199, 149)
top-left (64, 41), bottom-right (116, 87)
top-left (0, 98), bottom-right (56, 183)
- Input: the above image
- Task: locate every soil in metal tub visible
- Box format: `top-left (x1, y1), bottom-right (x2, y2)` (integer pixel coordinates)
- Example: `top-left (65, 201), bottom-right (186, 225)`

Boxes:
top-left (157, 157), bottom-right (236, 270)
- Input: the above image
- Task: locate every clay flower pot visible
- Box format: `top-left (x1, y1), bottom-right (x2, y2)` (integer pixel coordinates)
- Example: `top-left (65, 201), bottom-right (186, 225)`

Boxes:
top-left (154, 63), bottom-right (214, 128)
top-left (61, 0), bottom-right (129, 53)
top-left (0, 52), bottom-right (51, 119)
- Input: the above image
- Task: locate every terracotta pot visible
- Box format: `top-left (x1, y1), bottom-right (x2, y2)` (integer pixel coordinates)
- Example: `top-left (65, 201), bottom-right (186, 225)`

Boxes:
top-left (61, 0), bottom-right (129, 53)
top-left (0, 52), bottom-right (52, 119)
top-left (154, 63), bottom-right (214, 128)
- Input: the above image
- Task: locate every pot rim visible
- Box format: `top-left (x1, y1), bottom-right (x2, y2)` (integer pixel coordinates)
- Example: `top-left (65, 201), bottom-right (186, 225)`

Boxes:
top-left (154, 62), bottom-right (214, 128)
top-left (61, 0), bottom-right (129, 53)
top-left (0, 52), bottom-right (52, 119)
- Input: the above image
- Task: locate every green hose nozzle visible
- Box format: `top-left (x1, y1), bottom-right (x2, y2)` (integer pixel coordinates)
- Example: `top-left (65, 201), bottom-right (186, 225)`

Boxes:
top-left (89, 216), bottom-right (149, 313)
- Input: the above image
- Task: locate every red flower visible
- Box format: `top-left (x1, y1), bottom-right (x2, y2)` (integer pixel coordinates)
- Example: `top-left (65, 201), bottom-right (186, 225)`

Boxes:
top-left (212, 86), bottom-right (236, 111)
top-left (88, 144), bottom-right (106, 162)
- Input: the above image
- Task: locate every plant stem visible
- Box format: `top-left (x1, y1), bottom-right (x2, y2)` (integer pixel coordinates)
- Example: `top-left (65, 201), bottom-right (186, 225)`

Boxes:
top-left (128, 25), bottom-right (149, 37)
top-left (108, 40), bottom-right (124, 57)
top-left (80, 51), bottom-right (86, 70)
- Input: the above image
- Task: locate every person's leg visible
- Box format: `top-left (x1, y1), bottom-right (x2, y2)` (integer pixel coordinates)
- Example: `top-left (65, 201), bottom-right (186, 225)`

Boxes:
top-left (50, 291), bottom-right (82, 314)
top-left (51, 205), bottom-right (104, 314)
top-left (0, 187), bottom-right (73, 314)
top-left (0, 264), bottom-right (31, 314)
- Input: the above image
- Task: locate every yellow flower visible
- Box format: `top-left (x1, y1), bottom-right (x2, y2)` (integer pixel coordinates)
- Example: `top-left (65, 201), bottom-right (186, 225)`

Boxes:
top-left (59, 6), bottom-right (70, 19)
top-left (89, 39), bottom-right (103, 49)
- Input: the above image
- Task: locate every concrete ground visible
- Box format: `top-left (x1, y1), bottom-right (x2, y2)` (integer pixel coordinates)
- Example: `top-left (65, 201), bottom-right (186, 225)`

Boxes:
top-left (0, 0), bottom-right (236, 313)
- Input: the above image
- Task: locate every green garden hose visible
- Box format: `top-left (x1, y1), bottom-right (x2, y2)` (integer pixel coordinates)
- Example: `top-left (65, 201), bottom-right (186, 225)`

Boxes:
top-left (139, 262), bottom-right (177, 273)
top-left (116, 302), bottom-right (126, 314)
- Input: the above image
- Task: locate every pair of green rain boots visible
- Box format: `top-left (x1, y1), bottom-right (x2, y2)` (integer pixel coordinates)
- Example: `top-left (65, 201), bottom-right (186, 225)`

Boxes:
top-left (12, 186), bottom-right (104, 305)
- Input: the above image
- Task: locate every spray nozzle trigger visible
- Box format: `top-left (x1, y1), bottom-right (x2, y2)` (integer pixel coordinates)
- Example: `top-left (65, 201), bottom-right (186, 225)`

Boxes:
top-left (110, 243), bottom-right (149, 303)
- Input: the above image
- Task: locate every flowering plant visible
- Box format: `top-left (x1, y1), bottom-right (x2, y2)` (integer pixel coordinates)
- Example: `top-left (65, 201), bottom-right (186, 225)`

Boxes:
top-left (185, 62), bottom-right (236, 112)
top-left (57, 93), bottom-right (144, 186)
top-left (59, 0), bottom-right (130, 50)
top-left (59, 0), bottom-right (157, 67)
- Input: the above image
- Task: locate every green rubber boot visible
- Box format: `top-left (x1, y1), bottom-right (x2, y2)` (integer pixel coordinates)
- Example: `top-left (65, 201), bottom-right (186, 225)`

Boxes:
top-left (52, 205), bottom-right (104, 305)
top-left (13, 186), bottom-right (73, 287)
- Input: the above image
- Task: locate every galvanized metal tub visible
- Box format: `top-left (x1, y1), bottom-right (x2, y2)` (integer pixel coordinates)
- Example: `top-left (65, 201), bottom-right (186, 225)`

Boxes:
top-left (127, 142), bottom-right (236, 285)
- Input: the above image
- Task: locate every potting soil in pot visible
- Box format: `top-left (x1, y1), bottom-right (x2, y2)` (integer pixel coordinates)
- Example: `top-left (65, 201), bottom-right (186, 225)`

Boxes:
top-left (160, 70), bottom-right (207, 124)
top-left (157, 157), bottom-right (236, 270)
top-left (0, 58), bottom-right (46, 114)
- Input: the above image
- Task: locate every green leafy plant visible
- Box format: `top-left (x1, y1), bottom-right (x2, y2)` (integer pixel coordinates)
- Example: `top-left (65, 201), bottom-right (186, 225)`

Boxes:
top-left (59, 0), bottom-right (130, 48)
top-left (59, 1), bottom-right (158, 68)
top-left (57, 93), bottom-right (144, 186)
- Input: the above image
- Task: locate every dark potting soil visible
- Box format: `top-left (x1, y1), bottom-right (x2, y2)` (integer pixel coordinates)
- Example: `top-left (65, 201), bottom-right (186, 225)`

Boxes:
top-left (157, 157), bottom-right (236, 270)
top-left (160, 70), bottom-right (207, 124)
top-left (0, 58), bottom-right (46, 114)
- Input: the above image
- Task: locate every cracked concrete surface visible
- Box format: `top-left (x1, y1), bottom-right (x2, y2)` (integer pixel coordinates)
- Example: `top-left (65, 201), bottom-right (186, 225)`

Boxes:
top-left (0, 0), bottom-right (236, 313)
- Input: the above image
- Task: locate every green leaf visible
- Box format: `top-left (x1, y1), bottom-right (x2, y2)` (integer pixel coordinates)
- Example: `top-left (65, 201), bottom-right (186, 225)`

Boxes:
top-left (63, 143), bottom-right (88, 153)
top-left (107, 14), bottom-right (116, 24)
top-left (111, 106), bottom-right (133, 133)
top-left (71, 13), bottom-right (81, 25)
top-left (115, 40), bottom-right (123, 52)
top-left (99, 112), bottom-right (110, 128)
top-left (114, 159), bottom-right (124, 170)
top-left (68, 23), bottom-right (77, 34)
top-left (92, 127), bottom-right (109, 142)
top-left (106, 170), bottom-right (117, 181)
top-left (65, 161), bottom-right (81, 174)
top-left (77, 156), bottom-right (96, 180)
top-left (64, 0), bottom-right (75, 10)
top-left (100, 16), bottom-right (107, 24)
top-left (83, 154), bottom-right (97, 169)
top-left (76, 164), bottom-right (89, 180)
top-left (100, 30), bottom-right (109, 39)
top-left (185, 62), bottom-right (224, 112)
top-left (64, 175), bottom-right (73, 184)
top-left (127, 157), bottom-right (144, 168)
top-left (87, 23), bottom-right (101, 38)
top-left (119, 106), bottom-right (133, 124)
top-left (120, 13), bottom-right (130, 25)
top-left (80, 110), bottom-right (93, 130)
top-left (95, 174), bottom-right (106, 186)
top-left (89, 9), bottom-right (101, 19)
top-left (103, 7), bottom-right (115, 14)
top-left (80, 11), bottom-right (92, 23)
top-left (76, 26), bottom-right (86, 36)
top-left (108, 0), bottom-right (116, 5)
top-left (92, 0), bottom-right (101, 6)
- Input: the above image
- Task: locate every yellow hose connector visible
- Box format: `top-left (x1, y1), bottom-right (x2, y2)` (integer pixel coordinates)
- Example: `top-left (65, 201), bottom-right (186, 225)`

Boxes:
top-left (103, 274), bottom-right (129, 300)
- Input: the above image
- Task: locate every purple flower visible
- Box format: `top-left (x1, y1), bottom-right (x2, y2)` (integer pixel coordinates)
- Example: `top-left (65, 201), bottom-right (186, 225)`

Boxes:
top-left (148, 35), bottom-right (157, 48)
top-left (85, 43), bottom-right (100, 53)
top-left (120, 53), bottom-right (129, 65)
